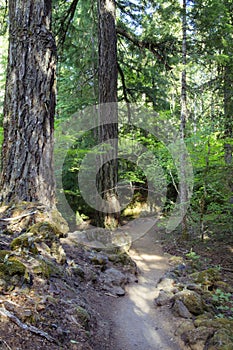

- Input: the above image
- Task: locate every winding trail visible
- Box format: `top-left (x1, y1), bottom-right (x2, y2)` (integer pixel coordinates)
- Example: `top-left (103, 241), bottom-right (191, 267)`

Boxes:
top-left (105, 218), bottom-right (183, 350)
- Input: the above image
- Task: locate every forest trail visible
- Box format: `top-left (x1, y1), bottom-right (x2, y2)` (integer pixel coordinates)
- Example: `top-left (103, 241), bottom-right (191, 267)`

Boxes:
top-left (102, 219), bottom-right (183, 350)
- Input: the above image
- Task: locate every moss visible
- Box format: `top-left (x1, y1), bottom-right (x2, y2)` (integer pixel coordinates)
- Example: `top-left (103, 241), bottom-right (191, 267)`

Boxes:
top-left (32, 258), bottom-right (61, 278)
top-left (29, 221), bottom-right (60, 238)
top-left (194, 317), bottom-right (233, 332)
top-left (207, 329), bottom-right (233, 350)
top-left (0, 251), bottom-right (26, 276)
top-left (0, 254), bottom-right (27, 291)
top-left (10, 233), bottom-right (38, 254)
top-left (6, 258), bottom-right (26, 276)
top-left (0, 250), bottom-right (11, 263)
top-left (191, 268), bottom-right (221, 287)
top-left (75, 306), bottom-right (90, 329)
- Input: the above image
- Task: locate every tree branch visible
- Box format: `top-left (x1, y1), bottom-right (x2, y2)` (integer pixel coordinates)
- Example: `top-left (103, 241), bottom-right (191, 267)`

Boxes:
top-left (116, 26), bottom-right (172, 70)
top-left (57, 0), bottom-right (80, 49)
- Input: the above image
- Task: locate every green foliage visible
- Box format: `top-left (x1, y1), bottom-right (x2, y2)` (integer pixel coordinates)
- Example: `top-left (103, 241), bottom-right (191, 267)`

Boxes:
top-left (186, 248), bottom-right (200, 261)
top-left (212, 289), bottom-right (233, 320)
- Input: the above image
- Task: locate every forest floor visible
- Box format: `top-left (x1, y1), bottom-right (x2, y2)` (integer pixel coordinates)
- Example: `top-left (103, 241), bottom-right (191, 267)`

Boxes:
top-left (0, 213), bottom-right (232, 350)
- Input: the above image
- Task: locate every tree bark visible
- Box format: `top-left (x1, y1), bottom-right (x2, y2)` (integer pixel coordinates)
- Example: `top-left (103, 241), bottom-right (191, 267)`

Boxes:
top-left (0, 0), bottom-right (56, 207)
top-left (180, 0), bottom-right (189, 239)
top-left (96, 0), bottom-right (120, 228)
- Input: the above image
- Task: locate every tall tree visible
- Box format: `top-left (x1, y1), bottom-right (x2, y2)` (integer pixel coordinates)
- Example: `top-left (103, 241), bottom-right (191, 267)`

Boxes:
top-left (180, 0), bottom-right (188, 239)
top-left (96, 0), bottom-right (120, 228)
top-left (0, 0), bottom-right (57, 207)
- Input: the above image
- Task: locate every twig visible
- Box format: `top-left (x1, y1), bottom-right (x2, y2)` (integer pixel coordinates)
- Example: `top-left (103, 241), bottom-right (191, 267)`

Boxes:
top-left (0, 307), bottom-right (57, 344)
top-left (104, 292), bottom-right (118, 298)
top-left (0, 338), bottom-right (13, 350)
top-left (0, 211), bottom-right (37, 222)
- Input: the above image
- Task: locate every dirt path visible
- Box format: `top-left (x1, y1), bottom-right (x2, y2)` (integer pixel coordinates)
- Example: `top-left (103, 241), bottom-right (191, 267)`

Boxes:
top-left (102, 219), bottom-right (184, 350)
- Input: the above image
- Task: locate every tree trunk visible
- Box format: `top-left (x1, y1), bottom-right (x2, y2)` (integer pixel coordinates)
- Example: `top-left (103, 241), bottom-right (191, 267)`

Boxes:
top-left (0, 0), bottom-right (56, 207)
top-left (96, 0), bottom-right (120, 228)
top-left (180, 0), bottom-right (189, 240)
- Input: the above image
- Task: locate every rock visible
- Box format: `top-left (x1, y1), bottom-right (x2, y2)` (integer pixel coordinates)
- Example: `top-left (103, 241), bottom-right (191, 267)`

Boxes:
top-left (0, 252), bottom-right (27, 291)
top-left (68, 229), bottom-right (131, 253)
top-left (194, 317), bottom-right (233, 333)
top-left (111, 232), bottom-right (131, 252)
top-left (89, 253), bottom-right (108, 266)
top-left (186, 284), bottom-right (203, 293)
top-left (154, 290), bottom-right (173, 306)
top-left (171, 263), bottom-right (187, 276)
top-left (175, 320), bottom-right (195, 336)
top-left (10, 233), bottom-right (39, 254)
top-left (72, 265), bottom-right (85, 279)
top-left (32, 257), bottom-right (62, 278)
top-left (102, 268), bottom-right (127, 287)
top-left (172, 299), bottom-right (193, 319)
top-left (47, 208), bottom-right (69, 236)
top-left (190, 268), bottom-right (221, 290)
top-left (207, 329), bottom-right (233, 350)
top-left (173, 290), bottom-right (204, 315)
top-left (111, 286), bottom-right (125, 296)
top-left (181, 326), bottom-right (214, 350)
top-left (75, 306), bottom-right (90, 329)
top-left (156, 277), bottom-right (176, 292)
top-left (11, 222), bottom-right (66, 264)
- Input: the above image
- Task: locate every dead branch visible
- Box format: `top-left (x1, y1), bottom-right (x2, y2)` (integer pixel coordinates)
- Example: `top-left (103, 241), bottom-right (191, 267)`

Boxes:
top-left (0, 211), bottom-right (37, 222)
top-left (0, 307), bottom-right (58, 344)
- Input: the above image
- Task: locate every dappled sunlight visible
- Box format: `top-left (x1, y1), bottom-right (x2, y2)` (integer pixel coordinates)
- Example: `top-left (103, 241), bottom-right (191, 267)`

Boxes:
top-left (128, 284), bottom-right (158, 314)
top-left (109, 228), bottom-right (181, 349)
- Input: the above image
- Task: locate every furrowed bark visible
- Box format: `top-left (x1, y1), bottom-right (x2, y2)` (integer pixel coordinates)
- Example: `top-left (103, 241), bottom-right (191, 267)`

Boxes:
top-left (0, 0), bottom-right (56, 207)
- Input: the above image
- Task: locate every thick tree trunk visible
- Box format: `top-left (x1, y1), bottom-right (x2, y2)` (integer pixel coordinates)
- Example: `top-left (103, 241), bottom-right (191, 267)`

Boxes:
top-left (96, 0), bottom-right (120, 228)
top-left (0, 0), bottom-right (56, 207)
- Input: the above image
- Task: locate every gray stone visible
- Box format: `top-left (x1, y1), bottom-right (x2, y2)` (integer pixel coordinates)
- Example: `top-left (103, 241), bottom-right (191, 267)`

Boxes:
top-left (156, 277), bottom-right (175, 292)
top-left (112, 286), bottom-right (126, 296)
top-left (172, 299), bottom-right (193, 319)
top-left (154, 290), bottom-right (173, 306)
top-left (102, 268), bottom-right (126, 287)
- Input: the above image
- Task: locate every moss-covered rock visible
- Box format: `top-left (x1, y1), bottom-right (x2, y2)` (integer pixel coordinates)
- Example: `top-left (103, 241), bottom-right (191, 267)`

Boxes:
top-left (11, 222), bottom-right (66, 264)
top-left (0, 250), bottom-right (27, 291)
top-left (32, 258), bottom-right (62, 278)
top-left (10, 232), bottom-right (38, 254)
top-left (190, 268), bottom-right (221, 289)
top-left (173, 290), bottom-right (204, 315)
top-left (29, 221), bottom-right (61, 239)
top-left (181, 326), bottom-right (215, 350)
top-left (207, 329), bottom-right (233, 350)
top-left (194, 317), bottom-right (233, 332)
